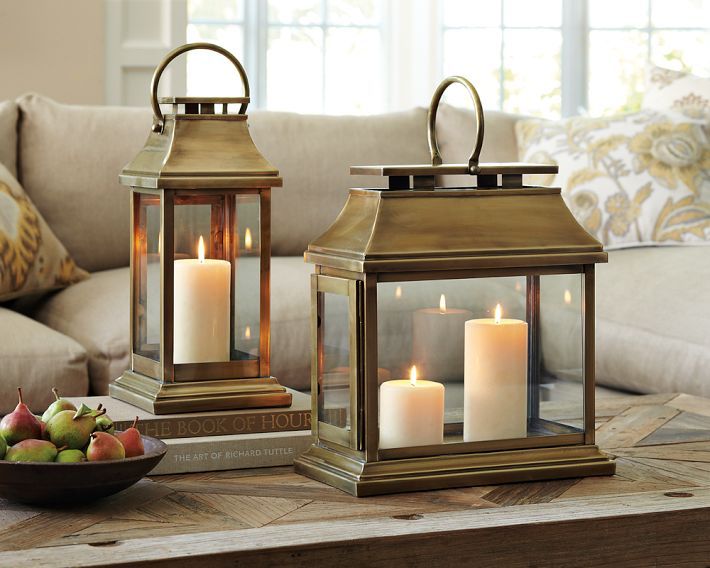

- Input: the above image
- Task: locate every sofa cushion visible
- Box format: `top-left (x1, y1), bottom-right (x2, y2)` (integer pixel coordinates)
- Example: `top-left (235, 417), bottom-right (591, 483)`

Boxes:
top-left (0, 100), bottom-right (17, 177)
top-left (17, 94), bottom-right (151, 273)
top-left (0, 162), bottom-right (87, 301)
top-left (248, 108), bottom-right (431, 256)
top-left (644, 64), bottom-right (710, 120)
top-left (0, 307), bottom-right (89, 414)
top-left (596, 246), bottom-right (710, 396)
top-left (31, 268), bottom-right (130, 395)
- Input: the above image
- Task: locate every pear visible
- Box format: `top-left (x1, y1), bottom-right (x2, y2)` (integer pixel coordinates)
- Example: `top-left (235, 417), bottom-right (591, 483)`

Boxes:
top-left (5, 439), bottom-right (58, 462)
top-left (94, 404), bottom-right (115, 435)
top-left (46, 405), bottom-right (106, 450)
top-left (116, 417), bottom-right (144, 458)
top-left (41, 388), bottom-right (76, 423)
top-left (55, 449), bottom-right (87, 463)
top-left (0, 434), bottom-right (6, 459)
top-left (86, 432), bottom-right (125, 461)
top-left (0, 388), bottom-right (42, 445)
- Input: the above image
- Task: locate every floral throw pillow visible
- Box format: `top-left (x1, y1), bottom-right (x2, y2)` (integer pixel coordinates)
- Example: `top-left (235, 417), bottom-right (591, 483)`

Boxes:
top-left (644, 64), bottom-right (710, 120)
top-left (515, 110), bottom-right (710, 249)
top-left (0, 162), bottom-right (87, 301)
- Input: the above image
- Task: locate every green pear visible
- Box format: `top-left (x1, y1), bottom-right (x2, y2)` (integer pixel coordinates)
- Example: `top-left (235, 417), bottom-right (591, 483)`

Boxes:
top-left (94, 404), bottom-right (115, 435)
top-left (0, 434), bottom-right (6, 459)
top-left (55, 449), bottom-right (87, 463)
top-left (5, 439), bottom-right (58, 462)
top-left (41, 388), bottom-right (76, 423)
top-left (86, 432), bottom-right (125, 461)
top-left (0, 388), bottom-right (42, 445)
top-left (46, 405), bottom-right (106, 450)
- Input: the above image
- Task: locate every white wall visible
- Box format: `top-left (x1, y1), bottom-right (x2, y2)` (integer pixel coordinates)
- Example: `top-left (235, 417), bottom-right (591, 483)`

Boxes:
top-left (0, 0), bottom-right (105, 104)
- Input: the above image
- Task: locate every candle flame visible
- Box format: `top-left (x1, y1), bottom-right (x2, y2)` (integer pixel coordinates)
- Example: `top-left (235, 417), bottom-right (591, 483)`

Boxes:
top-left (409, 365), bottom-right (417, 386)
top-left (439, 294), bottom-right (446, 314)
top-left (245, 228), bottom-right (253, 252)
top-left (197, 235), bottom-right (205, 263)
top-left (564, 289), bottom-right (572, 305)
top-left (494, 303), bottom-right (502, 324)
top-left (245, 325), bottom-right (251, 340)
top-left (515, 281), bottom-right (522, 293)
top-left (395, 285), bottom-right (402, 299)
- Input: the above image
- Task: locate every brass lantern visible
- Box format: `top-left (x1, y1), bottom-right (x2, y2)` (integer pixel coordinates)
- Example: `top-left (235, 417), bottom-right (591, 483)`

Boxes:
top-left (294, 77), bottom-right (616, 496)
top-left (110, 43), bottom-right (292, 414)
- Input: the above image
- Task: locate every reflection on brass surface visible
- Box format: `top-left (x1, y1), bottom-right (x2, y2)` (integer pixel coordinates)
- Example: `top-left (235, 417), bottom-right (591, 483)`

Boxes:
top-left (295, 76), bottom-right (614, 496)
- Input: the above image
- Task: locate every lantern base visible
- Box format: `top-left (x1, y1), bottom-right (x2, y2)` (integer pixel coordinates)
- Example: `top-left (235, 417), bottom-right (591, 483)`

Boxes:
top-left (294, 443), bottom-right (616, 497)
top-left (109, 370), bottom-right (292, 415)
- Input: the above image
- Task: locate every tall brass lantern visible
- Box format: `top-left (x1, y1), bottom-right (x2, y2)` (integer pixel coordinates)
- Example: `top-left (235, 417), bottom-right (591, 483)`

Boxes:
top-left (294, 77), bottom-right (616, 496)
top-left (110, 43), bottom-right (292, 414)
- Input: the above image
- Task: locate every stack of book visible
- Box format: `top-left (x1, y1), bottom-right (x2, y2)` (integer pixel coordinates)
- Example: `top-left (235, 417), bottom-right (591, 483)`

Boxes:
top-left (69, 389), bottom-right (313, 475)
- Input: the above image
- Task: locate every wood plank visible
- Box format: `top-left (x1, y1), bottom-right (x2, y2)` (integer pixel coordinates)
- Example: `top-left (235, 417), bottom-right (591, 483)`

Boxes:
top-left (596, 404), bottom-right (679, 448)
top-left (0, 480), bottom-right (173, 552)
top-left (3, 487), bottom-right (710, 567)
top-left (666, 394), bottom-right (710, 418)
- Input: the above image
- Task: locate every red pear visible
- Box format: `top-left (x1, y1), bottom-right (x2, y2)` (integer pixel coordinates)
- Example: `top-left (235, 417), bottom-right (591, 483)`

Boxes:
top-left (86, 432), bottom-right (125, 461)
top-left (0, 388), bottom-right (42, 445)
top-left (116, 417), bottom-right (144, 458)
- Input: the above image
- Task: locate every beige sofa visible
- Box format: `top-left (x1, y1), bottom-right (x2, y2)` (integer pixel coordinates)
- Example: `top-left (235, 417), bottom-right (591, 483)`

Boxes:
top-left (1, 95), bottom-right (709, 413)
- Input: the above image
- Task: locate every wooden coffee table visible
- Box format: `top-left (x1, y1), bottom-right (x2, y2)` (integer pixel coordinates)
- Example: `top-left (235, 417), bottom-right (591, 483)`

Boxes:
top-left (2, 392), bottom-right (710, 567)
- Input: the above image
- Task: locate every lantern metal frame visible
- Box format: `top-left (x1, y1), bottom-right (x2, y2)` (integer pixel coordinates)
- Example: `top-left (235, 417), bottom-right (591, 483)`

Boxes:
top-left (294, 76), bottom-right (616, 496)
top-left (110, 43), bottom-right (292, 414)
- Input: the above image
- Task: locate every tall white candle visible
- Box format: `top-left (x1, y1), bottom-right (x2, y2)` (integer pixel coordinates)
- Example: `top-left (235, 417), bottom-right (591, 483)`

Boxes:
top-left (464, 304), bottom-right (528, 442)
top-left (379, 366), bottom-right (445, 449)
top-left (174, 236), bottom-right (231, 364)
top-left (413, 294), bottom-right (472, 381)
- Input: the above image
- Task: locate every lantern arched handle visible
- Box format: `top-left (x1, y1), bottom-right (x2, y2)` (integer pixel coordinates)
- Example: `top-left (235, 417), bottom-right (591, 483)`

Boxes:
top-left (427, 76), bottom-right (485, 175)
top-left (150, 42), bottom-right (251, 133)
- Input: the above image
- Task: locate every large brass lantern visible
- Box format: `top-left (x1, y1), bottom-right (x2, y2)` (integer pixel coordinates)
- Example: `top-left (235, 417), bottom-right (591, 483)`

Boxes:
top-left (294, 77), bottom-right (616, 496)
top-left (110, 43), bottom-right (291, 414)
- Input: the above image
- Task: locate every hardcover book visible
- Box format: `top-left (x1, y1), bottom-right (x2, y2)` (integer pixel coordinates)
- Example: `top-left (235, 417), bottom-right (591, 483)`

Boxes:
top-left (68, 388), bottom-right (311, 440)
top-left (149, 430), bottom-right (314, 475)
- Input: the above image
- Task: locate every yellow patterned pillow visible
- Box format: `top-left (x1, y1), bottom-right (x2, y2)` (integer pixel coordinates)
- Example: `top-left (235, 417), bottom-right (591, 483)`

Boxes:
top-left (644, 64), bottom-right (710, 120)
top-left (0, 163), bottom-right (87, 301)
top-left (515, 110), bottom-right (710, 248)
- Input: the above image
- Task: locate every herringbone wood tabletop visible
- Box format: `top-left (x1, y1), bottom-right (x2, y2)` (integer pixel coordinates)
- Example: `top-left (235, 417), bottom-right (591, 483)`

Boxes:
top-left (2, 392), bottom-right (710, 567)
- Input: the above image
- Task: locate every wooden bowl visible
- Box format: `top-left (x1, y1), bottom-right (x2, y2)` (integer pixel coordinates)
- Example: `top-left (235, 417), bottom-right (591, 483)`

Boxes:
top-left (0, 435), bottom-right (167, 505)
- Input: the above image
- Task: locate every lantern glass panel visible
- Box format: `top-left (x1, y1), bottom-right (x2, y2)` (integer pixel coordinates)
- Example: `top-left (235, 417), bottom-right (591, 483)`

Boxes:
top-left (233, 194), bottom-right (260, 361)
top-left (539, 272), bottom-right (585, 429)
top-left (317, 291), bottom-right (351, 431)
top-left (376, 273), bottom-right (584, 450)
top-left (132, 192), bottom-right (161, 362)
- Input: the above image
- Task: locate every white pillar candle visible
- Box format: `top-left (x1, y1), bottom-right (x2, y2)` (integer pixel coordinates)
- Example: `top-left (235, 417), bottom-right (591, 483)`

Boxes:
top-left (174, 236), bottom-right (231, 364)
top-left (413, 294), bottom-right (472, 381)
top-left (379, 366), bottom-right (445, 449)
top-left (464, 304), bottom-right (528, 442)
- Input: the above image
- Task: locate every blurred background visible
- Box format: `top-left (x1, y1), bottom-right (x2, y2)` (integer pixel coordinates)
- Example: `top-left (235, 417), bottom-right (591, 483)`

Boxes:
top-left (0, 0), bottom-right (708, 118)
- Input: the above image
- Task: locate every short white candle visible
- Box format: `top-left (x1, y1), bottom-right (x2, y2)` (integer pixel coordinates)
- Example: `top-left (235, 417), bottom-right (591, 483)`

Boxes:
top-left (379, 366), bottom-right (445, 449)
top-left (174, 236), bottom-right (231, 364)
top-left (413, 294), bottom-right (472, 381)
top-left (464, 304), bottom-right (528, 441)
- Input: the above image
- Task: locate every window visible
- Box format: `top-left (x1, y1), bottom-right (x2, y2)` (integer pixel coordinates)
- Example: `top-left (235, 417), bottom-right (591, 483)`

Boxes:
top-left (441, 0), bottom-right (563, 118)
top-left (186, 0), bottom-right (709, 117)
top-left (187, 0), bottom-right (384, 114)
top-left (587, 0), bottom-right (710, 116)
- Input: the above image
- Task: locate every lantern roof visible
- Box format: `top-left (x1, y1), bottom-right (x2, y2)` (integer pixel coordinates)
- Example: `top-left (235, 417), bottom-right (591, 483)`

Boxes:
top-left (119, 107), bottom-right (281, 190)
top-left (305, 182), bottom-right (607, 273)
